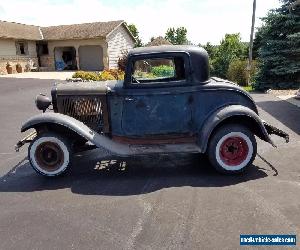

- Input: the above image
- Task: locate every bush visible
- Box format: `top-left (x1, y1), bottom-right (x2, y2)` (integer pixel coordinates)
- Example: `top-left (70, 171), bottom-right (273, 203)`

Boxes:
top-left (227, 59), bottom-right (257, 86)
top-left (134, 70), bottom-right (156, 79)
top-left (72, 69), bottom-right (125, 81)
top-left (150, 65), bottom-right (174, 77)
top-left (104, 69), bottom-right (125, 80)
top-left (72, 71), bottom-right (100, 81)
top-left (98, 71), bottom-right (115, 81)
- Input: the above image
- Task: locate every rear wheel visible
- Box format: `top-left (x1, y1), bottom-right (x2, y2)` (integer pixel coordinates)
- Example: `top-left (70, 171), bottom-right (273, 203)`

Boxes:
top-left (207, 124), bottom-right (257, 174)
top-left (28, 132), bottom-right (72, 177)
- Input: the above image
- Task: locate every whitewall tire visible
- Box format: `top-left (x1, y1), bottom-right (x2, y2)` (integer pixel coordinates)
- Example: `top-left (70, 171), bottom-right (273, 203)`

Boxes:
top-left (28, 133), bottom-right (72, 177)
top-left (207, 124), bottom-right (257, 174)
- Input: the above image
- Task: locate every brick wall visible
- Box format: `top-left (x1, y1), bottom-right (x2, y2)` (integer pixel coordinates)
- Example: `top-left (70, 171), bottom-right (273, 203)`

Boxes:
top-left (40, 55), bottom-right (55, 69)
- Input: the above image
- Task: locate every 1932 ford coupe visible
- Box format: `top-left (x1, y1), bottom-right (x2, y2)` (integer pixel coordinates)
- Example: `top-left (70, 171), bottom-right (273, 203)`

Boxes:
top-left (16, 45), bottom-right (289, 177)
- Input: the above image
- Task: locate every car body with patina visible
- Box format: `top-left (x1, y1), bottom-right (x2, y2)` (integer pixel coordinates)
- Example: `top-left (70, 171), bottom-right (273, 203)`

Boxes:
top-left (16, 45), bottom-right (289, 177)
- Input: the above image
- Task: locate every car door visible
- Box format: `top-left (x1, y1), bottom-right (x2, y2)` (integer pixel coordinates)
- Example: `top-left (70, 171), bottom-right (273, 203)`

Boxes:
top-left (121, 54), bottom-right (193, 137)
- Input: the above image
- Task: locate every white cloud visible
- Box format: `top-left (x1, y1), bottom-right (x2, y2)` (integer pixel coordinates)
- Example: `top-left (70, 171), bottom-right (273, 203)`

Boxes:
top-left (0, 0), bottom-right (280, 44)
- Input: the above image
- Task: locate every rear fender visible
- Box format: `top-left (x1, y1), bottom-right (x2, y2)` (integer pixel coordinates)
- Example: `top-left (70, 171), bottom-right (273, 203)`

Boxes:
top-left (198, 105), bottom-right (275, 153)
top-left (21, 113), bottom-right (131, 156)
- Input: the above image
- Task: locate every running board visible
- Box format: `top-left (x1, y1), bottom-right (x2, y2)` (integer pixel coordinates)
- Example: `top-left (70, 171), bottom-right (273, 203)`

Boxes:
top-left (128, 143), bottom-right (201, 155)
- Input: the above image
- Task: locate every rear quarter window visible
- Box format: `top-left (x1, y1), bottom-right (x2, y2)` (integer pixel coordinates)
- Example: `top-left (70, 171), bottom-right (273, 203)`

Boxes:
top-left (131, 57), bottom-right (186, 84)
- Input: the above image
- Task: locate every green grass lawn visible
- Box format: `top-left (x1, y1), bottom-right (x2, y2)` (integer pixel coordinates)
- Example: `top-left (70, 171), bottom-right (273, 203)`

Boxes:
top-left (243, 85), bottom-right (254, 92)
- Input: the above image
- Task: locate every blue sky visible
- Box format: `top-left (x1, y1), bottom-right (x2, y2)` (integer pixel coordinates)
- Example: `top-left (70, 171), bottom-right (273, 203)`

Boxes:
top-left (0, 0), bottom-right (281, 44)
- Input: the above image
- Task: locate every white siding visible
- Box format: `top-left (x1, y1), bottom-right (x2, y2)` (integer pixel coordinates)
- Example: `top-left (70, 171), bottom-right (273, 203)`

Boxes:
top-left (107, 25), bottom-right (135, 69)
top-left (0, 39), bottom-right (17, 56)
top-left (27, 41), bottom-right (37, 57)
top-left (0, 39), bottom-right (36, 57)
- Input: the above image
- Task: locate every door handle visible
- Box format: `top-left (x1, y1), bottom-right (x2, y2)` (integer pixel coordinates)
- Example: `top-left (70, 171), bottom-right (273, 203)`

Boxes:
top-left (125, 97), bottom-right (134, 101)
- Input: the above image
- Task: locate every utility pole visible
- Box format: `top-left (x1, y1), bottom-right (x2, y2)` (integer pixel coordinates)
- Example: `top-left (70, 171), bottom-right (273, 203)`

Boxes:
top-left (247, 0), bottom-right (256, 86)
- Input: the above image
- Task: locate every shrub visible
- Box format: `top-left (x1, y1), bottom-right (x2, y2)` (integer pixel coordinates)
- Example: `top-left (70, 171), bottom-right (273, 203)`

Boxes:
top-left (103, 69), bottom-right (125, 80)
top-left (227, 59), bottom-right (257, 86)
top-left (134, 70), bottom-right (156, 79)
top-left (72, 69), bottom-right (125, 81)
top-left (150, 65), bottom-right (174, 77)
top-left (99, 71), bottom-right (116, 81)
top-left (72, 71), bottom-right (100, 81)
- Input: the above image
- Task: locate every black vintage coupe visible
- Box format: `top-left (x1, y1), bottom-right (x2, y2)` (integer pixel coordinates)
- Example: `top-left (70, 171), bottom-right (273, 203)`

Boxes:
top-left (16, 45), bottom-right (289, 177)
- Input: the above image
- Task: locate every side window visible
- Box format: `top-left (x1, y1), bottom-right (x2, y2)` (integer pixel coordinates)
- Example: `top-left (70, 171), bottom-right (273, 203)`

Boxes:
top-left (16, 41), bottom-right (28, 55)
top-left (132, 57), bottom-right (185, 84)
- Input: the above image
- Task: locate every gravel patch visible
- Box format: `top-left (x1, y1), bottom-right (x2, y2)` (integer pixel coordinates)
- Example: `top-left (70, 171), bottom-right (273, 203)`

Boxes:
top-left (269, 89), bottom-right (298, 96)
top-left (268, 89), bottom-right (300, 108)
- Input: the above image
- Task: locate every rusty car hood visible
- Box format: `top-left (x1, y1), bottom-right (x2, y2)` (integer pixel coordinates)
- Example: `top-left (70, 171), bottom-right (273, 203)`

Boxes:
top-left (54, 80), bottom-right (123, 95)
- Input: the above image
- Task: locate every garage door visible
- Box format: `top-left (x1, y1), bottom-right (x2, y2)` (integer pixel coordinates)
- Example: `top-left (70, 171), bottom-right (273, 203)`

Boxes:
top-left (79, 45), bottom-right (104, 71)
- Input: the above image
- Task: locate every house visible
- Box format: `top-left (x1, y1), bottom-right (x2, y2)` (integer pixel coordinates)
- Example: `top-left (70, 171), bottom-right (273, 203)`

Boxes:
top-left (0, 20), bottom-right (135, 74)
top-left (146, 36), bottom-right (172, 47)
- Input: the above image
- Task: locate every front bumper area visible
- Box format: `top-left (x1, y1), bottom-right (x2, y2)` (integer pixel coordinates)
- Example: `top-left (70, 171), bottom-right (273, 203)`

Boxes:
top-left (15, 131), bottom-right (37, 152)
top-left (263, 122), bottom-right (289, 143)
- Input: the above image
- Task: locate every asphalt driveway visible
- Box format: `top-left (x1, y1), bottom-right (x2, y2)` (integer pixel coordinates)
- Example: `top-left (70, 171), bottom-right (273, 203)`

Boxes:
top-left (0, 71), bottom-right (75, 80)
top-left (0, 78), bottom-right (299, 250)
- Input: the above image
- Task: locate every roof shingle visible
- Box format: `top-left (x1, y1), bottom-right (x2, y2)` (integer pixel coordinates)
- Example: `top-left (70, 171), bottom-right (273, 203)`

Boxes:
top-left (0, 20), bottom-right (126, 41)
top-left (0, 21), bottom-right (42, 40)
top-left (41, 20), bottom-right (124, 40)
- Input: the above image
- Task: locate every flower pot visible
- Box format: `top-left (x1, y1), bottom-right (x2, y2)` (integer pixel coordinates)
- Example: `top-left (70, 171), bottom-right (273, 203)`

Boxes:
top-left (16, 64), bottom-right (23, 73)
top-left (6, 65), bottom-right (13, 74)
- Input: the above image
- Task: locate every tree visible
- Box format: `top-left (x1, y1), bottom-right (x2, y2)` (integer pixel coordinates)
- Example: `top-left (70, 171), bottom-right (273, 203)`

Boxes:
top-left (201, 42), bottom-right (218, 60)
top-left (212, 33), bottom-right (248, 78)
top-left (146, 36), bottom-right (172, 46)
top-left (126, 23), bottom-right (143, 47)
top-left (255, 0), bottom-right (300, 89)
top-left (165, 27), bottom-right (188, 45)
top-left (200, 42), bottom-right (219, 73)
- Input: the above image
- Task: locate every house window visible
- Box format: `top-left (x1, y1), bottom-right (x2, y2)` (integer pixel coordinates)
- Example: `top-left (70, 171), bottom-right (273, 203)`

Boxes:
top-left (16, 41), bottom-right (28, 55)
top-left (19, 43), bottom-right (25, 54)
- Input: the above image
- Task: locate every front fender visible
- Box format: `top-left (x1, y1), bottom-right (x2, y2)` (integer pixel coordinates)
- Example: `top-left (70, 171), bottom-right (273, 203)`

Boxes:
top-left (21, 113), bottom-right (131, 156)
top-left (198, 105), bottom-right (275, 153)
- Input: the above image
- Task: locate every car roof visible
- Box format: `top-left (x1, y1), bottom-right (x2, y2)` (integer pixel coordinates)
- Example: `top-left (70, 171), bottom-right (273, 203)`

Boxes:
top-left (128, 45), bottom-right (207, 56)
top-left (128, 45), bottom-right (210, 83)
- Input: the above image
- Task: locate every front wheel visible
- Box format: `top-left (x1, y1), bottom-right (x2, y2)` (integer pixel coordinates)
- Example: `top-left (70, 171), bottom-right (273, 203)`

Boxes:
top-left (207, 124), bottom-right (257, 174)
top-left (28, 132), bottom-right (72, 177)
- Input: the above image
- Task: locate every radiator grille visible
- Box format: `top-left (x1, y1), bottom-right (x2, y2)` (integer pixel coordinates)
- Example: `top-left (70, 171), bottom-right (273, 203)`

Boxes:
top-left (57, 96), bottom-right (105, 131)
